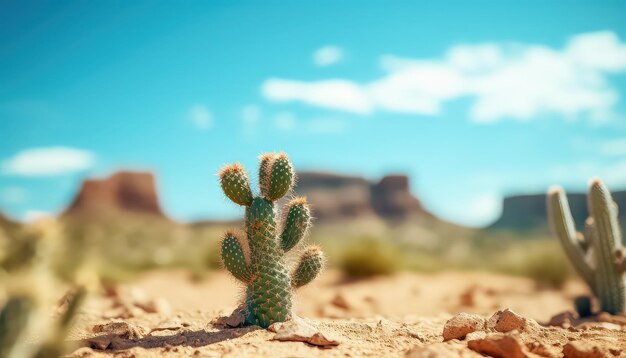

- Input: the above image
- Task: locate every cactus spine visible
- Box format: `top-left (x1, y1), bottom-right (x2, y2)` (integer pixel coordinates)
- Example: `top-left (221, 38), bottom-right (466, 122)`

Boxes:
top-left (218, 153), bottom-right (324, 328)
top-left (548, 179), bottom-right (626, 314)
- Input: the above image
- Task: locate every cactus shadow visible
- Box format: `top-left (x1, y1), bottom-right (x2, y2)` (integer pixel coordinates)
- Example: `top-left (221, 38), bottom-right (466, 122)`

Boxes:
top-left (81, 325), bottom-right (261, 352)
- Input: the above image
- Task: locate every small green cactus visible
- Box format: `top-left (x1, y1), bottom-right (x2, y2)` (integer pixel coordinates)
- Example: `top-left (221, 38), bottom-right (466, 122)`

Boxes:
top-left (548, 179), bottom-right (626, 315)
top-left (218, 153), bottom-right (325, 328)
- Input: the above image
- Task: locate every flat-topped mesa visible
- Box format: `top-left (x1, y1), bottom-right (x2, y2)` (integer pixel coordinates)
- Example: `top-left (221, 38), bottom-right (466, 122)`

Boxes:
top-left (371, 175), bottom-right (425, 219)
top-left (63, 171), bottom-right (167, 219)
top-left (294, 172), bottom-right (426, 221)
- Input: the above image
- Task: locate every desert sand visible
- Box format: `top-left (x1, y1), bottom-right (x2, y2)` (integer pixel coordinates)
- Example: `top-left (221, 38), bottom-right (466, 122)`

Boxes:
top-left (64, 270), bottom-right (626, 357)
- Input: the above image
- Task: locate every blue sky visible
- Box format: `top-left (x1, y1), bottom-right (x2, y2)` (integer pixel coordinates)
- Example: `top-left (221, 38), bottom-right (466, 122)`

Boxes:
top-left (2, 0), bottom-right (626, 226)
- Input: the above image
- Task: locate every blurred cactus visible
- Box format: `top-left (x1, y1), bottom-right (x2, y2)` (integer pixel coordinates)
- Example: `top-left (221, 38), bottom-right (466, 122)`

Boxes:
top-left (32, 287), bottom-right (86, 358)
top-left (0, 218), bottom-right (91, 358)
top-left (218, 153), bottom-right (324, 328)
top-left (0, 295), bottom-right (34, 358)
top-left (548, 179), bottom-right (626, 315)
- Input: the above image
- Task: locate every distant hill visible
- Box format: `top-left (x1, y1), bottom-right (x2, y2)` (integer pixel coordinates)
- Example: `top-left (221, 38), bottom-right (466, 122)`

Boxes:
top-left (63, 171), bottom-right (169, 220)
top-left (61, 169), bottom-right (437, 226)
top-left (295, 172), bottom-right (430, 221)
top-left (490, 190), bottom-right (626, 232)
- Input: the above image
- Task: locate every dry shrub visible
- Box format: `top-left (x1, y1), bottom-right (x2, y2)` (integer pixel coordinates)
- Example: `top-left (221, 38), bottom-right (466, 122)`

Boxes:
top-left (338, 237), bottom-right (404, 278)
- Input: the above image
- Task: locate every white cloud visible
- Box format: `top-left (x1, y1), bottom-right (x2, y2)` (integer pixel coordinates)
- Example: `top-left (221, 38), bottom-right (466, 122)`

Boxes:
top-left (262, 78), bottom-right (371, 114)
top-left (2, 147), bottom-right (95, 176)
top-left (262, 31), bottom-right (626, 122)
top-left (189, 105), bottom-right (213, 129)
top-left (274, 112), bottom-right (296, 131)
top-left (1, 187), bottom-right (27, 204)
top-left (601, 139), bottom-right (626, 156)
top-left (313, 45), bottom-right (344, 67)
top-left (241, 105), bottom-right (261, 124)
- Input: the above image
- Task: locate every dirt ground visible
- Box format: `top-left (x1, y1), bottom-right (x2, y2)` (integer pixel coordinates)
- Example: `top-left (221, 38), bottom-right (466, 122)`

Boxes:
top-left (63, 270), bottom-right (626, 357)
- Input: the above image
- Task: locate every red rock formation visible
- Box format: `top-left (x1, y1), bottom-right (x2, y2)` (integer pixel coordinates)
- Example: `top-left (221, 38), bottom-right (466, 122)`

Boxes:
top-left (64, 171), bottom-right (167, 219)
top-left (371, 175), bottom-right (425, 219)
top-left (295, 172), bottom-right (426, 221)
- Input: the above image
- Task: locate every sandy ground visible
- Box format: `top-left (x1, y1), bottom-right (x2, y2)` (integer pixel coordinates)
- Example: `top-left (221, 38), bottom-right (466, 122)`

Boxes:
top-left (62, 270), bottom-right (626, 357)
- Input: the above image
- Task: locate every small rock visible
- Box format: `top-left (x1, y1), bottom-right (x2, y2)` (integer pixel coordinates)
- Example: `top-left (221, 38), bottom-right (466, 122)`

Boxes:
top-left (563, 341), bottom-right (604, 358)
top-left (597, 312), bottom-right (626, 326)
top-left (442, 313), bottom-right (486, 341)
top-left (331, 293), bottom-right (350, 310)
top-left (468, 334), bottom-right (526, 358)
top-left (575, 321), bottom-right (622, 331)
top-left (271, 316), bottom-right (340, 347)
top-left (548, 311), bottom-right (579, 328)
top-left (151, 318), bottom-right (185, 333)
top-left (488, 308), bottom-right (526, 333)
top-left (86, 335), bottom-right (114, 350)
top-left (92, 320), bottom-right (147, 339)
top-left (214, 306), bottom-right (246, 328)
top-left (136, 298), bottom-right (171, 315)
top-left (459, 286), bottom-right (477, 307)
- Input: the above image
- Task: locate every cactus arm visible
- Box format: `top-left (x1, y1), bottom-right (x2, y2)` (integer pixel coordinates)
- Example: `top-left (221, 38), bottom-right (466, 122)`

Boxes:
top-left (265, 153), bottom-right (294, 202)
top-left (280, 198), bottom-right (311, 253)
top-left (221, 233), bottom-right (252, 283)
top-left (547, 187), bottom-right (596, 289)
top-left (258, 153), bottom-right (277, 198)
top-left (588, 179), bottom-right (626, 314)
top-left (291, 246), bottom-right (325, 288)
top-left (219, 163), bottom-right (254, 206)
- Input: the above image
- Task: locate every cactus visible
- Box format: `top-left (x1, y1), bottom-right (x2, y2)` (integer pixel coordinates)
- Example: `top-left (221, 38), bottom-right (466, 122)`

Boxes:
top-left (548, 179), bottom-right (626, 315)
top-left (32, 286), bottom-right (86, 358)
top-left (218, 153), bottom-right (325, 328)
top-left (0, 295), bottom-right (34, 358)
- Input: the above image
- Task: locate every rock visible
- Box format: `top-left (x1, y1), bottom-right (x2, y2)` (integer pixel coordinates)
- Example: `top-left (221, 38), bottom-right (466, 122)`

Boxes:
top-left (151, 318), bottom-right (186, 333)
top-left (86, 335), bottom-right (114, 350)
top-left (563, 341), bottom-right (605, 358)
top-left (271, 317), bottom-right (340, 347)
top-left (488, 308), bottom-right (527, 333)
top-left (92, 320), bottom-right (147, 339)
top-left (459, 286), bottom-right (476, 307)
top-left (442, 313), bottom-right (486, 341)
top-left (331, 293), bottom-right (351, 310)
top-left (214, 306), bottom-right (246, 328)
top-left (575, 321), bottom-right (622, 331)
top-left (547, 311), bottom-right (579, 328)
top-left (467, 334), bottom-right (526, 358)
top-left (597, 312), bottom-right (626, 326)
